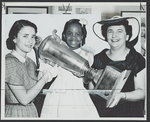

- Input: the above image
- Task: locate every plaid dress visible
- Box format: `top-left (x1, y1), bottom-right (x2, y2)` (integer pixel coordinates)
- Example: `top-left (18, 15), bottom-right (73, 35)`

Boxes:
top-left (5, 53), bottom-right (38, 118)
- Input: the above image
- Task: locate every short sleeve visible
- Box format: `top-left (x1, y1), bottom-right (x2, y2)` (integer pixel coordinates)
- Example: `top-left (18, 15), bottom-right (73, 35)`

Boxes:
top-left (136, 53), bottom-right (145, 73)
top-left (5, 57), bottom-right (24, 86)
top-left (26, 57), bottom-right (38, 80)
top-left (80, 49), bottom-right (94, 66)
top-left (87, 52), bottom-right (94, 66)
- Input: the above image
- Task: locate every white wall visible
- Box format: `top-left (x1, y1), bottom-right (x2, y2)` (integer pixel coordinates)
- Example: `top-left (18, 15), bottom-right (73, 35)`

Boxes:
top-left (2, 2), bottom-right (145, 58)
top-left (2, 14), bottom-right (109, 57)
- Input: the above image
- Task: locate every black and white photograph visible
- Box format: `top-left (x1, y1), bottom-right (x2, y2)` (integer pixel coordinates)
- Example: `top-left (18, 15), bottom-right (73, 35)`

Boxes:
top-left (1, 2), bottom-right (147, 120)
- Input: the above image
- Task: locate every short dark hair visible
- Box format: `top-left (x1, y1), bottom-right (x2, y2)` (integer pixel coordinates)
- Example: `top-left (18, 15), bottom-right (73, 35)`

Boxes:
top-left (62, 19), bottom-right (87, 46)
top-left (101, 19), bottom-right (132, 42)
top-left (6, 19), bottom-right (37, 50)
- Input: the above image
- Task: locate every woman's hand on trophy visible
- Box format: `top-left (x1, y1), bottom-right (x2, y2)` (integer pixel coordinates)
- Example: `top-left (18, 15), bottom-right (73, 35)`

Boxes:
top-left (84, 70), bottom-right (94, 80)
top-left (84, 68), bottom-right (103, 89)
top-left (83, 70), bottom-right (94, 84)
top-left (106, 92), bottom-right (125, 108)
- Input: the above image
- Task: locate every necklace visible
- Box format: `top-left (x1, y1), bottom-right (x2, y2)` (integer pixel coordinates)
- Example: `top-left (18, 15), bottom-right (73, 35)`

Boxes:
top-left (107, 48), bottom-right (129, 61)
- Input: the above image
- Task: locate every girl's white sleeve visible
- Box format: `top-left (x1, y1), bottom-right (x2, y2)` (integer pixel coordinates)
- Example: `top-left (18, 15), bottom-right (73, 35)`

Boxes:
top-left (88, 52), bottom-right (94, 66)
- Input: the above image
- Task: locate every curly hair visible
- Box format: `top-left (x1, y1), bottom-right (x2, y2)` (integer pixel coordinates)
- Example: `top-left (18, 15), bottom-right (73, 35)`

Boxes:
top-left (62, 19), bottom-right (87, 46)
top-left (6, 19), bottom-right (37, 50)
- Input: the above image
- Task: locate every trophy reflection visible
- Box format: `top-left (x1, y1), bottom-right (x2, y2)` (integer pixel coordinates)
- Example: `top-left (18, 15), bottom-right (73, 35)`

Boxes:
top-left (38, 30), bottom-right (101, 84)
top-left (37, 30), bottom-right (130, 106)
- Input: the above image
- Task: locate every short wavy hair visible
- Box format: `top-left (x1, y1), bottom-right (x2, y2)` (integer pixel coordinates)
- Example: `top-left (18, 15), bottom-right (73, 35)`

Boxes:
top-left (101, 19), bottom-right (132, 42)
top-left (6, 19), bottom-right (37, 50)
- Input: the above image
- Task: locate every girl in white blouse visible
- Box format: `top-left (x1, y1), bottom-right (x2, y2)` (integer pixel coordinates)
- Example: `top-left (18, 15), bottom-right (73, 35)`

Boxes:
top-left (41, 19), bottom-right (99, 119)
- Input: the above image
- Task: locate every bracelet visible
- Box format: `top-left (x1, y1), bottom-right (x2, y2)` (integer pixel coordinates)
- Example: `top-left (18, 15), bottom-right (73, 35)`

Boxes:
top-left (124, 93), bottom-right (127, 100)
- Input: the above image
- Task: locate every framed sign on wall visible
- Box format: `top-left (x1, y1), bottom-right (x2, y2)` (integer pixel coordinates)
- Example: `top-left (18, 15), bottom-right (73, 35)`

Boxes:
top-left (6, 6), bottom-right (48, 14)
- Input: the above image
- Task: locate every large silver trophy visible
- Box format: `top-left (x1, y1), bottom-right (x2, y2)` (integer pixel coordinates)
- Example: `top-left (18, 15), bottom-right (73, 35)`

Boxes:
top-left (37, 30), bottom-right (101, 84)
top-left (37, 30), bottom-right (130, 106)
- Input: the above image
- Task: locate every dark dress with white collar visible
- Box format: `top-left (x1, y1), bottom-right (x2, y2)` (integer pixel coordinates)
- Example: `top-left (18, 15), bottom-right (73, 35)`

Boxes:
top-left (91, 47), bottom-right (145, 117)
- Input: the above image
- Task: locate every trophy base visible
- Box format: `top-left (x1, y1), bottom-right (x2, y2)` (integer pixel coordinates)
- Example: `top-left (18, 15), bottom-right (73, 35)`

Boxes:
top-left (90, 66), bottom-right (131, 107)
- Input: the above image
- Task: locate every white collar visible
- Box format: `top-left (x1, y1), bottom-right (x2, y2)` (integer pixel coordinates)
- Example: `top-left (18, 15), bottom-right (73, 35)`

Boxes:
top-left (74, 48), bottom-right (82, 53)
top-left (11, 50), bottom-right (26, 63)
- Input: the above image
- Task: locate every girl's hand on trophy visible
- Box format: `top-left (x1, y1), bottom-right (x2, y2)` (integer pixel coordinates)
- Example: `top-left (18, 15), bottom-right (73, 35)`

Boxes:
top-left (72, 72), bottom-right (83, 78)
top-left (37, 71), bottom-right (44, 80)
top-left (37, 70), bottom-right (53, 84)
top-left (34, 36), bottom-right (43, 50)
top-left (38, 59), bottom-right (58, 79)
top-left (42, 58), bottom-right (56, 67)
top-left (50, 64), bottom-right (60, 77)
top-left (44, 70), bottom-right (53, 83)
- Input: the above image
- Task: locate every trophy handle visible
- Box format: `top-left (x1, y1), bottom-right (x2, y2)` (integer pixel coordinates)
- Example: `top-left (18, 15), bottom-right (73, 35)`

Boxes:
top-left (52, 29), bottom-right (62, 43)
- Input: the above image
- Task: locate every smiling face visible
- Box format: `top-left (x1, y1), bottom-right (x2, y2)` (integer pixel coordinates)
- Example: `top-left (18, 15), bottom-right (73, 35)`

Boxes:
top-left (64, 23), bottom-right (83, 50)
top-left (107, 25), bottom-right (129, 49)
top-left (13, 26), bottom-right (36, 57)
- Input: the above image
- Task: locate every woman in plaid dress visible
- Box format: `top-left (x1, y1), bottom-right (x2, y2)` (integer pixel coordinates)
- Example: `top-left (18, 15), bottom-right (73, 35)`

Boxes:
top-left (5, 20), bottom-right (52, 118)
